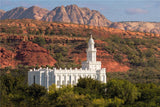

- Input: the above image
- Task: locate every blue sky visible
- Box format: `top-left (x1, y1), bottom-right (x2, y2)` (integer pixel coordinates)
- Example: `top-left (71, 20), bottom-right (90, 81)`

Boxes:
top-left (0, 0), bottom-right (160, 22)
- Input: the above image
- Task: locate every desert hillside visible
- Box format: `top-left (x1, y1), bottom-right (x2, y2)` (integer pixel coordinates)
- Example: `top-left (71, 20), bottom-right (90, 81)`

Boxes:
top-left (0, 19), bottom-right (160, 73)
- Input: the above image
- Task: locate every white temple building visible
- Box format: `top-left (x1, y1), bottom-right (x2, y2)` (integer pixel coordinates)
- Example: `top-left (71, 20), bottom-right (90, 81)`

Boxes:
top-left (28, 35), bottom-right (106, 89)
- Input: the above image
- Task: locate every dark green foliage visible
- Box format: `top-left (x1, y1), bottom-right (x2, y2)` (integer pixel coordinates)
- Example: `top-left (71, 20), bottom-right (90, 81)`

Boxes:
top-left (26, 84), bottom-right (47, 99)
top-left (25, 84), bottom-right (47, 105)
top-left (56, 91), bottom-right (91, 107)
top-left (105, 35), bottom-right (160, 86)
top-left (0, 69), bottom-right (28, 106)
top-left (32, 36), bottom-right (46, 46)
top-left (74, 77), bottom-right (106, 99)
top-left (106, 79), bottom-right (140, 104)
top-left (45, 27), bottom-right (51, 35)
top-left (53, 45), bottom-right (68, 56)
top-left (114, 54), bottom-right (123, 62)
top-left (52, 45), bottom-right (80, 69)
top-left (48, 85), bottom-right (91, 106)
top-left (136, 83), bottom-right (160, 102)
top-left (107, 67), bottom-right (160, 85)
top-left (0, 26), bottom-right (23, 34)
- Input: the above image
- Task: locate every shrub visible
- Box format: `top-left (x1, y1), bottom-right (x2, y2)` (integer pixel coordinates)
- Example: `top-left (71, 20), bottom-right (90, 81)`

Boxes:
top-left (32, 37), bottom-right (46, 46)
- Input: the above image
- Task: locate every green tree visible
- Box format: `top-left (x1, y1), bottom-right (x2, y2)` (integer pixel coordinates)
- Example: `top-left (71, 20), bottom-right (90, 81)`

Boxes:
top-left (56, 91), bottom-right (91, 107)
top-left (48, 84), bottom-right (57, 95)
top-left (74, 77), bottom-right (106, 98)
top-left (92, 98), bottom-right (107, 107)
top-left (25, 84), bottom-right (47, 105)
top-left (106, 79), bottom-right (140, 104)
top-left (106, 97), bottom-right (124, 107)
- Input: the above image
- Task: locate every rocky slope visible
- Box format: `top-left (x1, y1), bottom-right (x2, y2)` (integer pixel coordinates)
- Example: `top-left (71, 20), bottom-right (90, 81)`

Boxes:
top-left (0, 47), bottom-right (17, 68)
top-left (0, 10), bottom-right (5, 18)
top-left (0, 6), bottom-right (49, 20)
top-left (0, 41), bottom-right (56, 68)
top-left (18, 6), bottom-right (49, 20)
top-left (0, 7), bottom-right (26, 20)
top-left (42, 5), bottom-right (111, 26)
top-left (110, 22), bottom-right (160, 34)
top-left (0, 5), bottom-right (111, 26)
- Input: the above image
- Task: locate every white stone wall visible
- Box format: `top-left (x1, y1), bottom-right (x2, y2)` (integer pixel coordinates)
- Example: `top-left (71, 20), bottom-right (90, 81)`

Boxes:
top-left (28, 67), bottom-right (106, 89)
top-left (53, 68), bottom-right (99, 88)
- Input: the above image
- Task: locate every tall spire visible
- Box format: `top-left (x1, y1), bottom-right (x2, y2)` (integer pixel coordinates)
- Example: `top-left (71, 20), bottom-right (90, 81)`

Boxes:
top-left (88, 34), bottom-right (95, 50)
top-left (86, 34), bottom-right (96, 62)
top-left (89, 34), bottom-right (94, 45)
top-left (82, 34), bottom-right (101, 70)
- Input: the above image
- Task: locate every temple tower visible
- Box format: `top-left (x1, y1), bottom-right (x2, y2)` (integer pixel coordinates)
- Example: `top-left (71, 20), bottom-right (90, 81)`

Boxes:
top-left (82, 35), bottom-right (101, 70)
top-left (87, 35), bottom-right (97, 62)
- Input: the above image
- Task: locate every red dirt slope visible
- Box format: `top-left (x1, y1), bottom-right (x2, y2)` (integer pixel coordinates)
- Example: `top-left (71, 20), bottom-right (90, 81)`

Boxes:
top-left (16, 41), bottom-right (56, 66)
top-left (0, 47), bottom-right (17, 68)
top-left (0, 41), bottom-right (56, 68)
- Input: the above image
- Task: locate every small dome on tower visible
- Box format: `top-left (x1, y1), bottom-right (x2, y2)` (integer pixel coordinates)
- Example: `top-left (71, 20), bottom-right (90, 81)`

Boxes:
top-left (89, 35), bottom-right (94, 44)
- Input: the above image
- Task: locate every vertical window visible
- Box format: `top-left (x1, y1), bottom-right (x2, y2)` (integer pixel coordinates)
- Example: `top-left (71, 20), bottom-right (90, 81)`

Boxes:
top-left (69, 75), bottom-right (71, 83)
top-left (53, 75), bottom-right (55, 84)
top-left (33, 75), bottom-right (35, 84)
top-left (57, 81), bottom-right (60, 86)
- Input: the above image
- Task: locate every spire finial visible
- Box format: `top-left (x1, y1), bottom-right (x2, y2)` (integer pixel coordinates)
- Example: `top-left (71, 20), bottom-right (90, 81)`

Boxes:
top-left (90, 34), bottom-right (92, 39)
top-left (88, 34), bottom-right (94, 44)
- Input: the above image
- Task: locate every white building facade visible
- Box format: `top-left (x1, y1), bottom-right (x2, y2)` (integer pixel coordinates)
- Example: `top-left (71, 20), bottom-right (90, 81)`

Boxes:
top-left (28, 35), bottom-right (107, 89)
